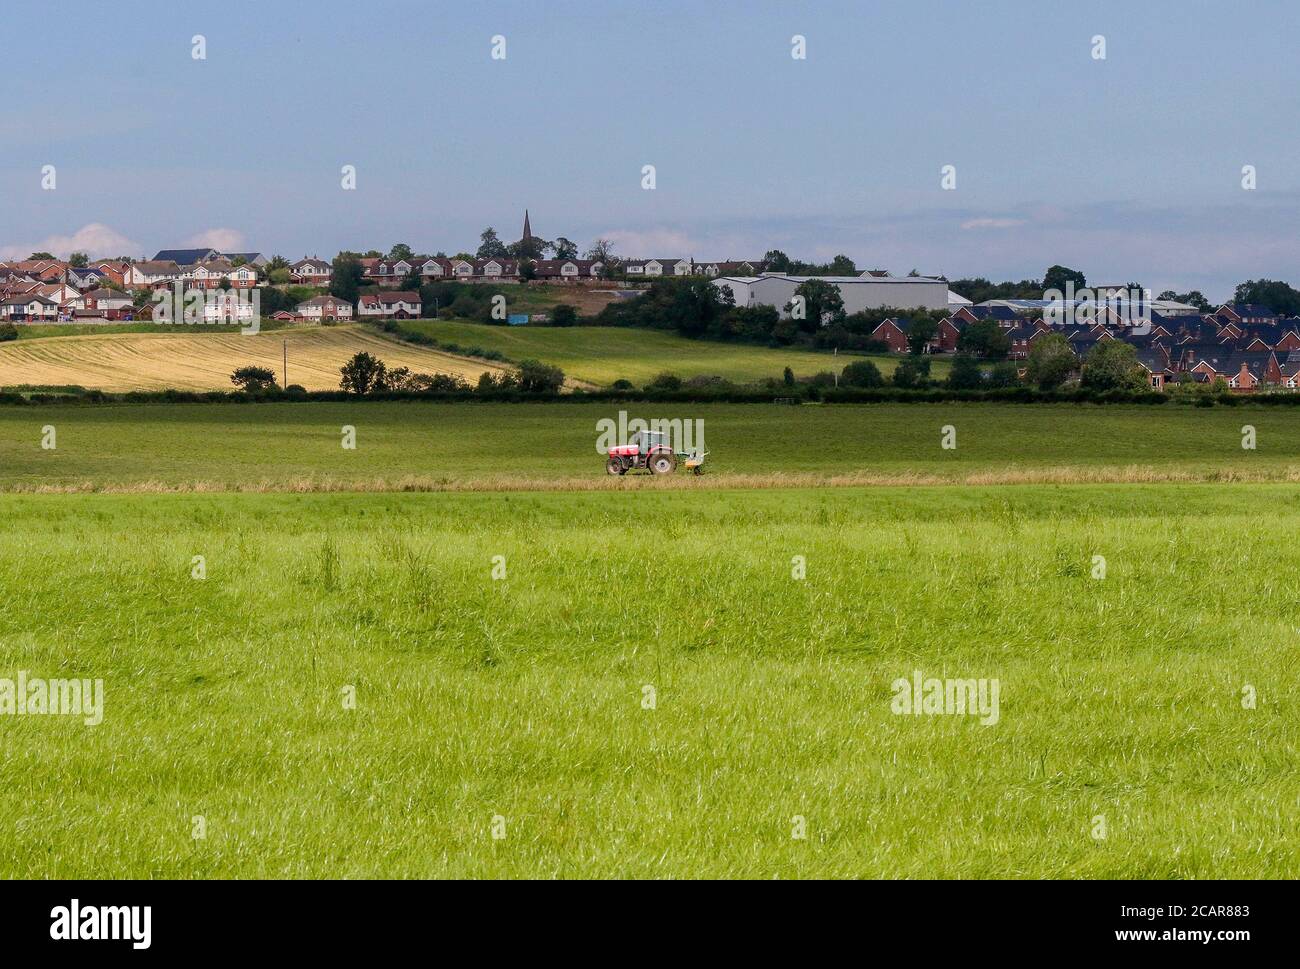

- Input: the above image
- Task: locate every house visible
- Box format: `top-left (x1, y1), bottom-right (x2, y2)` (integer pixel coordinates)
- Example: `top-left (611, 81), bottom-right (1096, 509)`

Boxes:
top-left (1136, 349), bottom-right (1175, 390)
top-left (358, 291), bottom-right (421, 319)
top-left (184, 260), bottom-right (259, 289)
top-left (1188, 350), bottom-right (1280, 391)
top-left (1279, 351), bottom-right (1300, 389)
top-left (225, 252), bottom-right (268, 267)
top-left (935, 316), bottom-right (965, 352)
top-left (296, 295), bottom-right (353, 322)
top-left (1215, 303), bottom-right (1278, 327)
top-left (67, 266), bottom-right (107, 289)
top-left (871, 318), bottom-right (911, 353)
top-left (2, 259), bottom-right (68, 281)
top-left (954, 305), bottom-right (1021, 327)
top-left (714, 260), bottom-right (769, 276)
top-left (0, 294), bottom-right (59, 320)
top-left (624, 258), bottom-right (690, 277)
top-left (153, 247), bottom-right (221, 264)
top-left (79, 288), bottom-right (134, 319)
top-left (532, 258), bottom-right (603, 280)
top-left (473, 258), bottom-right (518, 280)
top-left (125, 260), bottom-right (182, 288)
top-left (290, 258), bottom-right (332, 285)
top-left (1006, 325), bottom-right (1036, 360)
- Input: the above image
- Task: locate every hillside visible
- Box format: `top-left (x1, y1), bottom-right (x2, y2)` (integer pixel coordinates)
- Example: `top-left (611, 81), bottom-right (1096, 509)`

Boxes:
top-left (394, 320), bottom-right (942, 386)
top-left (0, 324), bottom-right (508, 392)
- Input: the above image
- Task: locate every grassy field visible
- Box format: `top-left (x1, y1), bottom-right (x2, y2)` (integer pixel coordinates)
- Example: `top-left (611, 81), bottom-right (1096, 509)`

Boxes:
top-left (0, 400), bottom-right (1293, 878)
top-left (395, 320), bottom-right (936, 386)
top-left (0, 483), bottom-right (1296, 877)
top-left (0, 400), bottom-right (1294, 492)
top-left (0, 325), bottom-right (507, 392)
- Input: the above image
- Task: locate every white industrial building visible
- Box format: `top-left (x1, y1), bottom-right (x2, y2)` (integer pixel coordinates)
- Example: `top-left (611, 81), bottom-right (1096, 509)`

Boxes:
top-left (712, 273), bottom-right (953, 317)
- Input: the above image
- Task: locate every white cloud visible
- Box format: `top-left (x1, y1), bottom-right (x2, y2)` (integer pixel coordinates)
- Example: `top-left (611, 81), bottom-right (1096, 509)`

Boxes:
top-left (183, 228), bottom-right (246, 251)
top-left (959, 217), bottom-right (1027, 230)
top-left (0, 222), bottom-right (142, 261)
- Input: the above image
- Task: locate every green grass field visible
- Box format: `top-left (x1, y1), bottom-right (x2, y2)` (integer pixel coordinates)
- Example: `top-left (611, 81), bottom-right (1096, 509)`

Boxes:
top-left (0, 401), bottom-right (1294, 492)
top-left (1, 400), bottom-right (1295, 878)
top-left (394, 320), bottom-right (936, 386)
top-left (1, 483), bottom-right (1296, 877)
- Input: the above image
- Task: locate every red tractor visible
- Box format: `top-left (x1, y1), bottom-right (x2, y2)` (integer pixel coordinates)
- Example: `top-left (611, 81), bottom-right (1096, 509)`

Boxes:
top-left (605, 429), bottom-right (706, 476)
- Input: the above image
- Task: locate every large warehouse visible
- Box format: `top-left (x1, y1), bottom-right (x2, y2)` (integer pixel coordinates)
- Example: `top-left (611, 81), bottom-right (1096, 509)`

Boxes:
top-left (712, 273), bottom-right (953, 317)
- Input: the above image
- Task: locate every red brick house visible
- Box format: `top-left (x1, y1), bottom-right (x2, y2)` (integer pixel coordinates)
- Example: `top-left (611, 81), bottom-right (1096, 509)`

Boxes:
top-left (871, 318), bottom-right (911, 353)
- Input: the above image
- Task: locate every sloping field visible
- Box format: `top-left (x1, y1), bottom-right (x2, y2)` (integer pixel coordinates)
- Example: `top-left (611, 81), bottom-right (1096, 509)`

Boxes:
top-left (396, 320), bottom-right (941, 386)
top-left (0, 325), bottom-right (507, 392)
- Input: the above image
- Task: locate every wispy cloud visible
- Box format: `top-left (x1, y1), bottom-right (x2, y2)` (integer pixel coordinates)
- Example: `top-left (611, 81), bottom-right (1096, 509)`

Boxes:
top-left (0, 222), bottom-right (141, 261)
top-left (960, 217), bottom-right (1027, 230)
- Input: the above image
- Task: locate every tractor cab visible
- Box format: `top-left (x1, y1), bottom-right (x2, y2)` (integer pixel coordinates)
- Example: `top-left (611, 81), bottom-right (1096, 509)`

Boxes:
top-left (609, 429), bottom-right (670, 458)
top-left (630, 429), bottom-right (669, 454)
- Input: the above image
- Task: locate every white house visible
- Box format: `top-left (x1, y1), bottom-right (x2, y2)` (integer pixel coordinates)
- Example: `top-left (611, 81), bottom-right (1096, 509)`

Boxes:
top-left (296, 295), bottom-right (353, 322)
top-left (290, 258), bottom-right (332, 284)
top-left (358, 291), bottom-right (422, 318)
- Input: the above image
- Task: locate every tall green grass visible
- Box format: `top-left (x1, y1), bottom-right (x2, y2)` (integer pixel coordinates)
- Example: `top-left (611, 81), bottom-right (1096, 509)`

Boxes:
top-left (0, 485), bottom-right (1295, 877)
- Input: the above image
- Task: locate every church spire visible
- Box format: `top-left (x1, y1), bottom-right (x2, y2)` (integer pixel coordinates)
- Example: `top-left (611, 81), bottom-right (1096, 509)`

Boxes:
top-left (522, 209), bottom-right (532, 241)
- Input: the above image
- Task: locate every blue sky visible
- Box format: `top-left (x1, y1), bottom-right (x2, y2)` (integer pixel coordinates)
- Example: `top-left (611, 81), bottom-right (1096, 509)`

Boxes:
top-left (3, 0), bottom-right (1299, 299)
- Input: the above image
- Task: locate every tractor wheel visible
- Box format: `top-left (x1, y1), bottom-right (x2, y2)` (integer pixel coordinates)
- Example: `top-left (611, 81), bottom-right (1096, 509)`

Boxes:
top-left (648, 450), bottom-right (677, 475)
top-left (606, 456), bottom-right (626, 476)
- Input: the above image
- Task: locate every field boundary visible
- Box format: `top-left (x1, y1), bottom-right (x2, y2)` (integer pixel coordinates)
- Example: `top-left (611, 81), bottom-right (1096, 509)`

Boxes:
top-left (6, 464), bottom-right (1300, 495)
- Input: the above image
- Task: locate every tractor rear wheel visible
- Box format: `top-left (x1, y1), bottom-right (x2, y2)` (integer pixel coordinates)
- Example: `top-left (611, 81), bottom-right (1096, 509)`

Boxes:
top-left (606, 456), bottom-right (626, 475)
top-left (648, 450), bottom-right (677, 475)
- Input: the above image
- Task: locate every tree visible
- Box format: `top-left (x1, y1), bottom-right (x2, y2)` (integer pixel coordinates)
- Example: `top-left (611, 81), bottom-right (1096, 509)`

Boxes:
top-left (840, 360), bottom-right (884, 388)
top-left (477, 228), bottom-right (508, 259)
top-left (1042, 265), bottom-right (1086, 294)
top-left (892, 357), bottom-right (931, 388)
top-left (1158, 289), bottom-right (1212, 313)
top-left (550, 303), bottom-right (577, 327)
top-left (340, 351), bottom-right (387, 394)
top-left (552, 237), bottom-right (578, 259)
top-left (585, 239), bottom-right (617, 277)
top-left (1232, 278), bottom-right (1300, 317)
top-left (514, 359), bottom-right (565, 393)
top-left (388, 243), bottom-right (413, 261)
top-left (230, 366), bottom-right (278, 392)
top-left (786, 278), bottom-right (845, 331)
top-left (1080, 339), bottom-right (1145, 392)
top-left (946, 353), bottom-right (983, 389)
top-left (519, 259), bottom-right (537, 282)
top-left (828, 254), bottom-right (857, 275)
top-left (68, 252), bottom-right (89, 268)
top-left (330, 254), bottom-right (363, 305)
top-left (957, 319), bottom-right (1010, 358)
top-left (906, 317), bottom-right (938, 355)
top-left (0, 323), bottom-right (18, 342)
top-left (782, 366), bottom-right (795, 386)
top-left (28, 251), bottom-right (55, 260)
top-left (987, 361), bottom-right (1021, 388)
top-left (1025, 332), bottom-right (1076, 389)
top-left (763, 249), bottom-right (793, 273)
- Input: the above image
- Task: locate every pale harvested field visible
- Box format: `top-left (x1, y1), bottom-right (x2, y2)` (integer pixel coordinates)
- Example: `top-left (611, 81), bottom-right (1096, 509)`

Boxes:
top-left (0, 325), bottom-right (509, 392)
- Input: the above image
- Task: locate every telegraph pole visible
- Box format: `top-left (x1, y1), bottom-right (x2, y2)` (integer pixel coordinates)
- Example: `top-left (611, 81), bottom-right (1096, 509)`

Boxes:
top-left (283, 340), bottom-right (288, 387)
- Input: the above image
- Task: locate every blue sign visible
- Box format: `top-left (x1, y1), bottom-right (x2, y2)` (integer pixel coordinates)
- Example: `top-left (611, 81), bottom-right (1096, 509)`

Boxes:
top-left (507, 314), bottom-right (529, 326)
